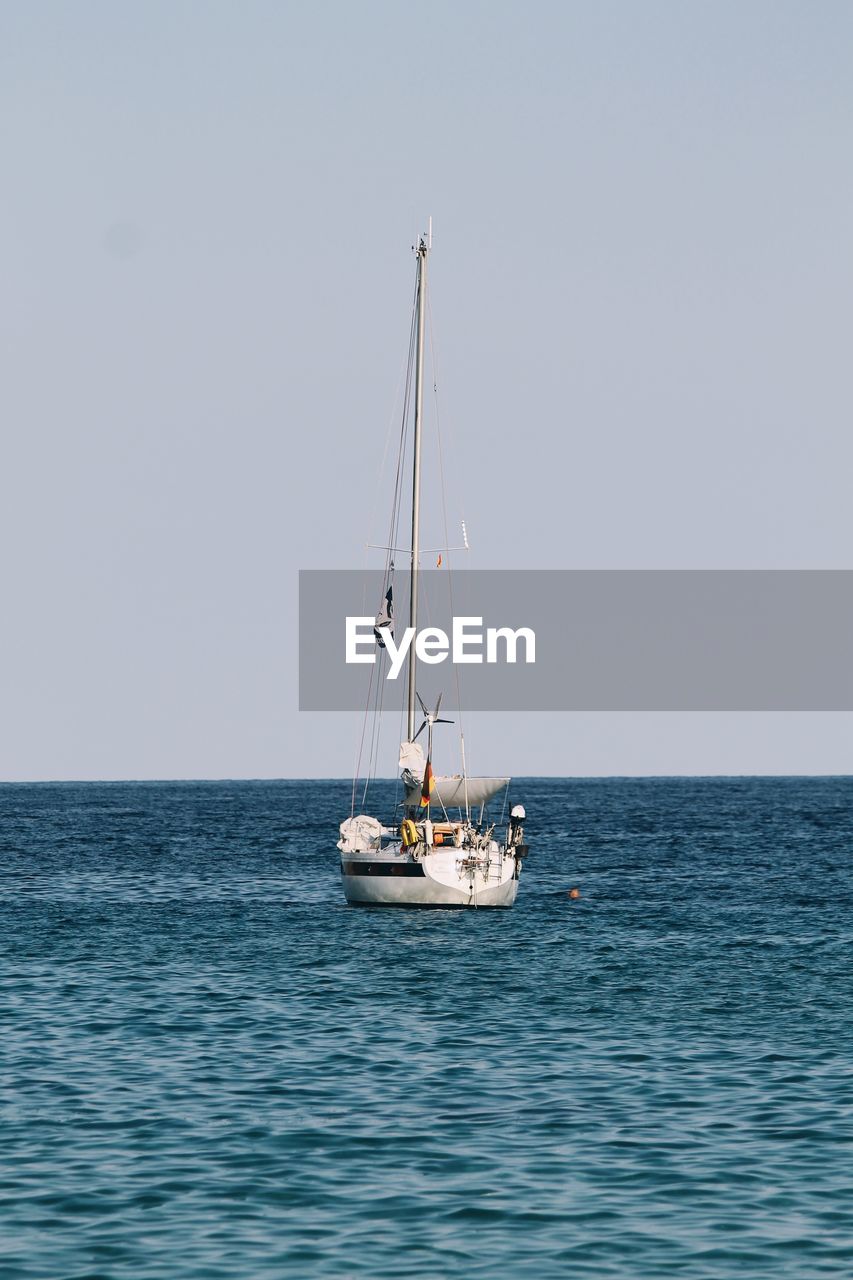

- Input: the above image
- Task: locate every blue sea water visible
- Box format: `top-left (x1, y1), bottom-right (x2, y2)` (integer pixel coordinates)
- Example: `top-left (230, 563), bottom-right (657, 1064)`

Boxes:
top-left (1, 776), bottom-right (852, 1279)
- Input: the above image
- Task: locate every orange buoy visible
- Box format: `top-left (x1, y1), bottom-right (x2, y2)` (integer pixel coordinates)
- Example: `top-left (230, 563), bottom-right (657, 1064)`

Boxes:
top-left (568, 887), bottom-right (580, 899)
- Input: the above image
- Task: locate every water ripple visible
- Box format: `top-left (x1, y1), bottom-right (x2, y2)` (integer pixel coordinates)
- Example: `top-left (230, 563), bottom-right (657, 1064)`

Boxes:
top-left (1, 777), bottom-right (852, 1277)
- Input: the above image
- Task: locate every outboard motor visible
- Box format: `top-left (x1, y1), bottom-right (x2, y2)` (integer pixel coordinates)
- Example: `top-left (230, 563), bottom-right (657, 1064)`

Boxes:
top-left (509, 804), bottom-right (529, 858)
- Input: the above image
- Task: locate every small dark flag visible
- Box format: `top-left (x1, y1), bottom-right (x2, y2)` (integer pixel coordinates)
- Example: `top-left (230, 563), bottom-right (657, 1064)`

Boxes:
top-left (374, 584), bottom-right (393, 648)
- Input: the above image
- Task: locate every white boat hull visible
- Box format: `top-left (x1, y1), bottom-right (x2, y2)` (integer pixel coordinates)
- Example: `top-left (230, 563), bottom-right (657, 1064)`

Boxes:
top-left (341, 846), bottom-right (520, 908)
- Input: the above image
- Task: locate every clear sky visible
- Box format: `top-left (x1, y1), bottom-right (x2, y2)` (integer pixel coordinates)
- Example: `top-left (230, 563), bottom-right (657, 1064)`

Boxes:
top-left (2, 1), bottom-right (851, 780)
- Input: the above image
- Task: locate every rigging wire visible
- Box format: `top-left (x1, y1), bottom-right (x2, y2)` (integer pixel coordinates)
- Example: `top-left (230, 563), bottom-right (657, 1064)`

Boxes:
top-left (388, 274), bottom-right (420, 813)
top-left (363, 312), bottom-right (418, 578)
top-left (366, 280), bottom-right (419, 806)
top-left (351, 658), bottom-right (376, 818)
top-left (353, 271), bottom-right (419, 810)
top-left (427, 292), bottom-right (469, 791)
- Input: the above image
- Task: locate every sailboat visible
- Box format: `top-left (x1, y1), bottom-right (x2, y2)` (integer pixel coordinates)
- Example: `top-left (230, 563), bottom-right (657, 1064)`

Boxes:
top-left (338, 226), bottom-right (529, 907)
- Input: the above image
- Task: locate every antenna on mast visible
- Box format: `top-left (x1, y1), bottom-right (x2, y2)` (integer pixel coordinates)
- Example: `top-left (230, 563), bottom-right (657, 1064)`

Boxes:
top-left (428, 216), bottom-right (433, 250)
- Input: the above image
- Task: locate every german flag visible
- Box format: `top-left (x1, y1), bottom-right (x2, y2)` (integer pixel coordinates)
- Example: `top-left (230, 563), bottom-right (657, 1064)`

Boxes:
top-left (420, 758), bottom-right (435, 807)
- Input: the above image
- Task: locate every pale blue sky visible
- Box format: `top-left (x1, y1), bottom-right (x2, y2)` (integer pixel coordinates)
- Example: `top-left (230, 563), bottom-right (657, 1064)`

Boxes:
top-left (2, 1), bottom-right (851, 779)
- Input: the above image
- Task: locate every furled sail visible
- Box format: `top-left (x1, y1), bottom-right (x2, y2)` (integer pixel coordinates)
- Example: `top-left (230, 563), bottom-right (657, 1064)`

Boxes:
top-left (399, 740), bottom-right (425, 789)
top-left (403, 775), bottom-right (510, 809)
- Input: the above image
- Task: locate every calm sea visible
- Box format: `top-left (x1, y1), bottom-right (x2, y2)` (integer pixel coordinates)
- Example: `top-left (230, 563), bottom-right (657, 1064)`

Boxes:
top-left (1, 777), bottom-right (852, 1279)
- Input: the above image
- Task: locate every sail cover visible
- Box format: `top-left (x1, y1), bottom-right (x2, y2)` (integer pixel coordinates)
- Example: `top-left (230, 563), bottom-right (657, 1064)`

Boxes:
top-left (403, 775), bottom-right (510, 809)
top-left (338, 815), bottom-right (391, 853)
top-left (399, 740), bottom-right (425, 780)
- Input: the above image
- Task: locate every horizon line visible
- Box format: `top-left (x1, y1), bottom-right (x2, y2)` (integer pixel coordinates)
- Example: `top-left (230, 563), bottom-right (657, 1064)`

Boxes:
top-left (1, 773), bottom-right (851, 785)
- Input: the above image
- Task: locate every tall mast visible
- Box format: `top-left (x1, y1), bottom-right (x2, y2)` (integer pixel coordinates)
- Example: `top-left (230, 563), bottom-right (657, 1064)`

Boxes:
top-left (407, 231), bottom-right (429, 742)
